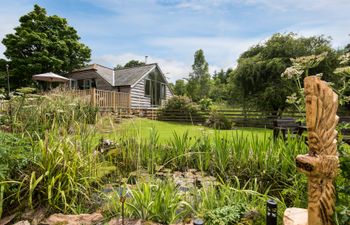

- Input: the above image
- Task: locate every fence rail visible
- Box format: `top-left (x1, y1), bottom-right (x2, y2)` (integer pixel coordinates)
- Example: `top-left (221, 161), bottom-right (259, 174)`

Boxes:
top-left (69, 88), bottom-right (131, 111)
top-left (136, 108), bottom-right (350, 128)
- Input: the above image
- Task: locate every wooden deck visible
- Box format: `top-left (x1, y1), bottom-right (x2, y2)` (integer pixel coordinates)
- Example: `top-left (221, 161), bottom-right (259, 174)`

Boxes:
top-left (69, 88), bottom-right (131, 112)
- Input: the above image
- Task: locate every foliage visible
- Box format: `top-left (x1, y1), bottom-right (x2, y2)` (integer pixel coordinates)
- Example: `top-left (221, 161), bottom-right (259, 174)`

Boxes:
top-left (126, 180), bottom-right (192, 224)
top-left (15, 87), bottom-right (37, 94)
top-left (205, 204), bottom-right (247, 225)
top-left (159, 96), bottom-right (203, 122)
top-left (336, 144), bottom-right (350, 224)
top-left (205, 110), bottom-right (232, 130)
top-left (0, 132), bottom-right (31, 218)
top-left (210, 69), bottom-right (232, 102)
top-left (198, 98), bottom-right (213, 110)
top-left (281, 52), bottom-right (328, 114)
top-left (116, 60), bottom-right (146, 69)
top-left (230, 33), bottom-right (339, 113)
top-left (187, 49), bottom-right (212, 101)
top-left (112, 122), bottom-right (308, 201)
top-left (173, 79), bottom-right (187, 96)
top-left (1, 94), bottom-right (98, 134)
top-left (1, 4), bottom-right (91, 88)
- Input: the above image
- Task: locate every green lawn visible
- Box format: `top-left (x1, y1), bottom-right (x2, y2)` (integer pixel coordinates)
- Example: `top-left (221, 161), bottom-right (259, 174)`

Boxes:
top-left (114, 118), bottom-right (272, 142)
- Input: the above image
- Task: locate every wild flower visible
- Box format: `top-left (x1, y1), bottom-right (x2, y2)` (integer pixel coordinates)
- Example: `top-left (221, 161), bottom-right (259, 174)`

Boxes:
top-left (281, 66), bottom-right (303, 79)
top-left (335, 66), bottom-right (350, 75)
top-left (290, 52), bottom-right (328, 73)
top-left (339, 52), bottom-right (350, 65)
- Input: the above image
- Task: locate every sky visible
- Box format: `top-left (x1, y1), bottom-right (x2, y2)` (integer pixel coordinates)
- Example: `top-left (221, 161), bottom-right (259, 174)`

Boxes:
top-left (0, 0), bottom-right (349, 82)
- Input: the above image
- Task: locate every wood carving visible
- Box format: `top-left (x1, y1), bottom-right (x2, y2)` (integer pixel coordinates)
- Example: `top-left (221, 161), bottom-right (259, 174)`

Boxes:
top-left (296, 76), bottom-right (339, 225)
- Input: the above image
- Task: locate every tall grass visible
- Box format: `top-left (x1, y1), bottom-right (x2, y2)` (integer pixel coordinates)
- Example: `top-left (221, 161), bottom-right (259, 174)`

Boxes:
top-left (2, 94), bottom-right (98, 135)
top-left (2, 125), bottom-right (116, 213)
top-left (111, 129), bottom-right (307, 195)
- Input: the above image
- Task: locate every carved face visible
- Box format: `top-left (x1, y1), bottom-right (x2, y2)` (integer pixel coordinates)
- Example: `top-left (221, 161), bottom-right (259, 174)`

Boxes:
top-left (296, 154), bottom-right (319, 176)
top-left (296, 154), bottom-right (339, 179)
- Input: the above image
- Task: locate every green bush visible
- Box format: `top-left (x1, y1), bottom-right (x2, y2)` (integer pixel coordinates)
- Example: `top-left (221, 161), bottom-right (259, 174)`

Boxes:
top-left (15, 87), bottom-right (37, 94)
top-left (205, 110), bottom-right (232, 129)
top-left (160, 96), bottom-right (203, 122)
top-left (198, 98), bottom-right (213, 110)
top-left (205, 204), bottom-right (247, 225)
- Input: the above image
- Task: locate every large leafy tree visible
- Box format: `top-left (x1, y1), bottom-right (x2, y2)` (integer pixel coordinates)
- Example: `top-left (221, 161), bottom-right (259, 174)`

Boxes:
top-left (2, 4), bottom-right (91, 87)
top-left (186, 49), bottom-right (211, 101)
top-left (230, 33), bottom-right (339, 114)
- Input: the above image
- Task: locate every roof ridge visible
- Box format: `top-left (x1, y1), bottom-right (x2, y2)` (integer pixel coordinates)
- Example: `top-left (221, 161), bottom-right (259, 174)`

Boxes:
top-left (92, 63), bottom-right (114, 70)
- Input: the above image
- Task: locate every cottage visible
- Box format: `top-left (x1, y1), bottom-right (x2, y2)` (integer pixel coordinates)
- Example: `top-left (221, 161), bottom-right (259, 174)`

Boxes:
top-left (67, 63), bottom-right (173, 108)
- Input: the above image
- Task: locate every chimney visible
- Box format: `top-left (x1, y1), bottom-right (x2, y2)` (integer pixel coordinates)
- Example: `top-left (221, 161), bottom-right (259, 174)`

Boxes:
top-left (112, 70), bottom-right (115, 86)
top-left (145, 56), bottom-right (148, 64)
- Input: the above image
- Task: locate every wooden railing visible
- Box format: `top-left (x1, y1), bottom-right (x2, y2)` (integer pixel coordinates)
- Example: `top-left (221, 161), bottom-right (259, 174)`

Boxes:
top-left (69, 88), bottom-right (130, 111)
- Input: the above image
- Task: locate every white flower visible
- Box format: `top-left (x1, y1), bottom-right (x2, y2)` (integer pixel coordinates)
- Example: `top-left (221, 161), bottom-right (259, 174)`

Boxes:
top-left (281, 66), bottom-right (303, 79)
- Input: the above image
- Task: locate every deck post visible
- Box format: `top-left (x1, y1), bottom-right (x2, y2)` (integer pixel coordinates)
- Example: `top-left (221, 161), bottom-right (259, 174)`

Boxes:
top-left (91, 88), bottom-right (96, 107)
top-left (128, 93), bottom-right (131, 114)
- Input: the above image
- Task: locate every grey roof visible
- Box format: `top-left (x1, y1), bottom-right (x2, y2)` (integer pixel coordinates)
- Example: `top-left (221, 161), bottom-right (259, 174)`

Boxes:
top-left (72, 63), bottom-right (157, 86)
top-left (114, 64), bottom-right (155, 86)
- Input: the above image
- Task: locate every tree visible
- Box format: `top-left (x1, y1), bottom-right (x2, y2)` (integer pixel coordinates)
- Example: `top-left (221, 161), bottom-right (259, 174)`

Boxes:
top-left (186, 49), bottom-right (211, 101)
top-left (230, 33), bottom-right (339, 113)
top-left (123, 60), bottom-right (145, 68)
top-left (210, 69), bottom-right (232, 102)
top-left (173, 79), bottom-right (187, 96)
top-left (1, 4), bottom-right (91, 87)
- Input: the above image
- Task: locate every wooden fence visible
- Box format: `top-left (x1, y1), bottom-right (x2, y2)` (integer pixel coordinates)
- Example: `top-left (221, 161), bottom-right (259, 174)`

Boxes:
top-left (69, 88), bottom-right (131, 112)
top-left (136, 108), bottom-right (350, 128)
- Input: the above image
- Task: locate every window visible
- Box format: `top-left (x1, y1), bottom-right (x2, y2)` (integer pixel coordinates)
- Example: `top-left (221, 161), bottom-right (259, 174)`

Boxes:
top-left (77, 79), bottom-right (96, 90)
top-left (145, 79), bottom-right (151, 96)
top-left (70, 80), bottom-right (77, 89)
top-left (161, 84), bottom-right (166, 99)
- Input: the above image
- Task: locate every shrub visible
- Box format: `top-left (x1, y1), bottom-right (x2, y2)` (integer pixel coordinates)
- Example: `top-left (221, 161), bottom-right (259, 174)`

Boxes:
top-left (160, 96), bottom-right (203, 122)
top-left (205, 110), bottom-right (232, 129)
top-left (15, 87), bottom-right (37, 94)
top-left (198, 98), bottom-right (213, 110)
top-left (205, 204), bottom-right (247, 225)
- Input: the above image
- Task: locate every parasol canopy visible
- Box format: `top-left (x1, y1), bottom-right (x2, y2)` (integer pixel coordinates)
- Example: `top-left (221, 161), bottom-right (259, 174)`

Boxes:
top-left (32, 72), bottom-right (69, 83)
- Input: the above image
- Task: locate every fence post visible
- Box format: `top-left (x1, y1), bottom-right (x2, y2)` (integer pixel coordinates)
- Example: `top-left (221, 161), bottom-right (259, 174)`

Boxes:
top-left (91, 88), bottom-right (96, 107)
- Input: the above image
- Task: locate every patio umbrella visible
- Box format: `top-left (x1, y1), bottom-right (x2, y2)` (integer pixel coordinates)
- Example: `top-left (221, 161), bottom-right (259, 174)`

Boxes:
top-left (32, 72), bottom-right (69, 83)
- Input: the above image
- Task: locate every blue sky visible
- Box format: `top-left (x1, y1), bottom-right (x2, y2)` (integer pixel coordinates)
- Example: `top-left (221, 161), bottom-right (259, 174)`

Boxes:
top-left (0, 0), bottom-right (349, 82)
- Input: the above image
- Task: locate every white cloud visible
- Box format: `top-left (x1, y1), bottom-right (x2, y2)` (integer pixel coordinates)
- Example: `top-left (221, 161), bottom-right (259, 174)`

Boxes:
top-left (92, 53), bottom-right (191, 82)
top-left (149, 36), bottom-right (263, 70)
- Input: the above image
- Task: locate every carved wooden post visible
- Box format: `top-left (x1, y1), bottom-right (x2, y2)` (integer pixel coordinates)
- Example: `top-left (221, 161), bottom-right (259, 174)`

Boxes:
top-left (284, 76), bottom-right (339, 225)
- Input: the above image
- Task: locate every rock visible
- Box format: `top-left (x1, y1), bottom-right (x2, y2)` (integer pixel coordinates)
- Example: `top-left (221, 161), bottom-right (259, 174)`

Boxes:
top-left (31, 208), bottom-right (46, 225)
top-left (13, 221), bottom-right (30, 225)
top-left (42, 212), bottom-right (103, 225)
top-left (283, 208), bottom-right (308, 225)
top-left (0, 213), bottom-right (17, 225)
top-left (107, 218), bottom-right (142, 225)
